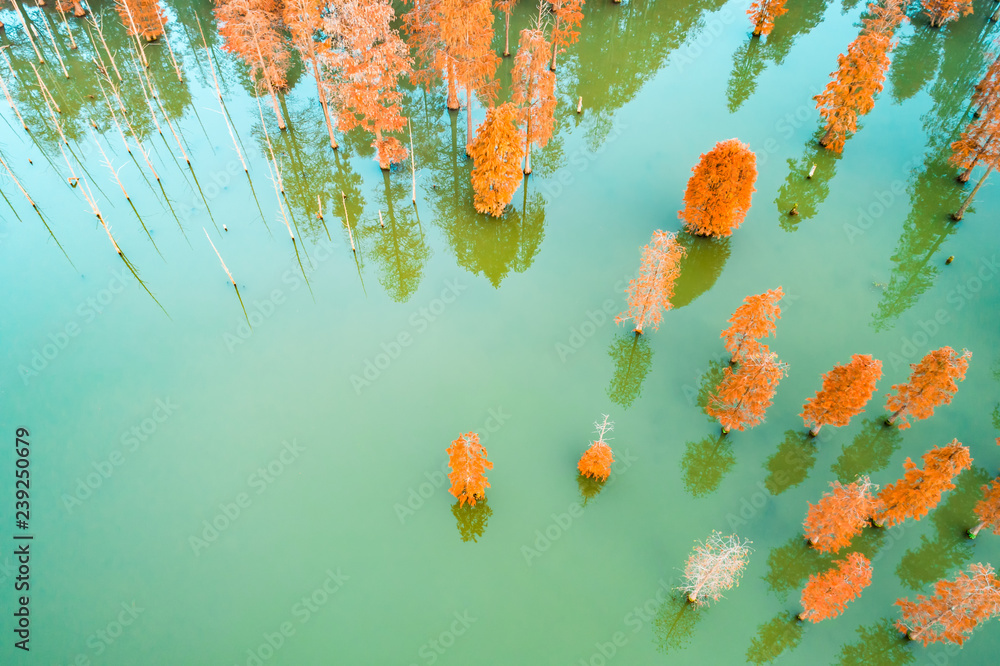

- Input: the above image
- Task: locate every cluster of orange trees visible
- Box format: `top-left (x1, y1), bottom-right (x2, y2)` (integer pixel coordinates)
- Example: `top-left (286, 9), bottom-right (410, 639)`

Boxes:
top-left (210, 0), bottom-right (577, 215)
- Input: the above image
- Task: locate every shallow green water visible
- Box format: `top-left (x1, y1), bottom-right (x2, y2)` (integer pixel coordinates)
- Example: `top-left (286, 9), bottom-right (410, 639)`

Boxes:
top-left (2, 0), bottom-right (1000, 664)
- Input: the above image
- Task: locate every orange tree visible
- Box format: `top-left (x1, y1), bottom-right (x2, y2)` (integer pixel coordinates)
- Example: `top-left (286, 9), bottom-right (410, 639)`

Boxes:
top-left (679, 139), bottom-right (758, 237)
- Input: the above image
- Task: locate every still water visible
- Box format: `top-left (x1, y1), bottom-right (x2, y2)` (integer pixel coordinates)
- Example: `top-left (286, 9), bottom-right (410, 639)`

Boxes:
top-left (2, 0), bottom-right (1000, 664)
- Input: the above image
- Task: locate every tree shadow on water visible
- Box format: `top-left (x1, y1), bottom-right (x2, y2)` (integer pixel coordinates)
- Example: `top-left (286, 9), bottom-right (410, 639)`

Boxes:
top-left (745, 612), bottom-right (804, 665)
top-left (831, 417), bottom-right (903, 483)
top-left (607, 332), bottom-right (653, 409)
top-left (763, 430), bottom-right (817, 496)
top-left (835, 618), bottom-right (914, 666)
top-left (653, 593), bottom-right (704, 655)
top-left (452, 498), bottom-right (492, 543)
top-left (681, 435), bottom-right (736, 498)
top-left (895, 466), bottom-right (990, 590)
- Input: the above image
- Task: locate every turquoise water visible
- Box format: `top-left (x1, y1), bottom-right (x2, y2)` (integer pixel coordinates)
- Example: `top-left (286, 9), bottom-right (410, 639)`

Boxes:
top-left (2, 0), bottom-right (1000, 663)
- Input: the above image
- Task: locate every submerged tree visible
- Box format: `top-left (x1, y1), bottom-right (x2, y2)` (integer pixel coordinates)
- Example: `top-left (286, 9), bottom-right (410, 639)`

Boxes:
top-left (950, 103), bottom-right (1000, 221)
top-left (720, 287), bottom-right (783, 363)
top-left (748, 0), bottom-right (788, 36)
top-left (284, 0), bottom-right (337, 149)
top-left (578, 414), bottom-right (615, 482)
top-left (496, 0), bottom-right (519, 57)
top-left (876, 440), bottom-right (972, 527)
top-left (969, 461), bottom-right (1000, 538)
top-left (814, 0), bottom-right (906, 152)
top-left (512, 24), bottom-right (557, 174)
top-left (707, 344), bottom-right (788, 433)
top-left (447, 432), bottom-right (493, 506)
top-left (804, 476), bottom-right (879, 553)
top-left (884, 347), bottom-right (971, 429)
top-left (470, 103), bottom-right (524, 216)
top-left (801, 354), bottom-right (883, 436)
top-left (549, 0), bottom-right (585, 70)
top-left (404, 0), bottom-right (498, 118)
top-left (799, 552), bottom-right (873, 622)
top-left (679, 139), bottom-right (758, 237)
top-left (896, 563), bottom-right (1000, 646)
top-left (679, 531), bottom-right (752, 605)
top-left (921, 0), bottom-right (973, 29)
top-left (324, 0), bottom-right (413, 169)
top-left (216, 0), bottom-right (291, 129)
top-left (117, 0), bottom-right (168, 41)
top-left (614, 230), bottom-right (686, 334)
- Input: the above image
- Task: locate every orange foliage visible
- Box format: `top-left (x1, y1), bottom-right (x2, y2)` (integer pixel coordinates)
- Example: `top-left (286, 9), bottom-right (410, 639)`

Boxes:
top-left (896, 563), bottom-right (1000, 646)
top-left (550, 0), bottom-right (585, 70)
top-left (578, 443), bottom-right (613, 482)
top-left (801, 354), bottom-right (882, 436)
top-left (876, 440), bottom-right (971, 527)
top-left (971, 448), bottom-right (1000, 537)
top-left (706, 343), bottom-right (788, 433)
top-left (799, 552), bottom-right (873, 623)
top-left (57, 0), bottom-right (86, 17)
top-left (215, 0), bottom-right (291, 129)
top-left (678, 139), bottom-right (758, 238)
top-left (511, 26), bottom-right (556, 174)
top-left (322, 0), bottom-right (412, 169)
top-left (922, 0), bottom-right (973, 28)
top-left (814, 0), bottom-right (905, 153)
top-left (284, 0), bottom-right (338, 149)
top-left (803, 476), bottom-right (879, 553)
top-left (720, 287), bottom-right (783, 363)
top-left (402, 0), bottom-right (498, 116)
top-left (747, 0), bottom-right (788, 36)
top-left (614, 230), bottom-right (686, 334)
top-left (884, 347), bottom-right (971, 429)
top-left (495, 0), bottom-right (519, 56)
top-left (116, 0), bottom-right (167, 41)
top-left (470, 103), bottom-right (525, 216)
top-left (447, 432), bottom-right (493, 507)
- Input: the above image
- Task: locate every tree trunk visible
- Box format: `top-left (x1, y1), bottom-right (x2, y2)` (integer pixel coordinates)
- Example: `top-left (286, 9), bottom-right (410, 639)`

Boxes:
top-left (885, 405), bottom-right (906, 426)
top-left (375, 128), bottom-right (388, 170)
top-left (524, 115), bottom-right (532, 174)
top-left (446, 59), bottom-right (459, 110)
top-left (969, 520), bottom-right (987, 538)
top-left (310, 57), bottom-right (337, 150)
top-left (269, 88), bottom-right (286, 131)
top-left (953, 165), bottom-right (993, 221)
top-left (550, 17), bottom-right (560, 71)
top-left (819, 126), bottom-right (834, 147)
top-left (504, 13), bottom-right (511, 57)
top-left (809, 425), bottom-right (821, 437)
top-left (465, 85), bottom-right (473, 157)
